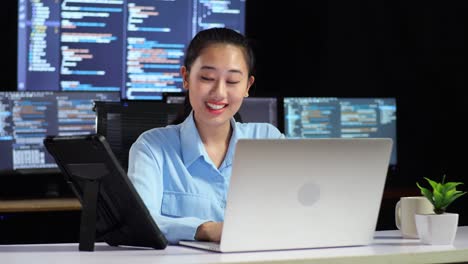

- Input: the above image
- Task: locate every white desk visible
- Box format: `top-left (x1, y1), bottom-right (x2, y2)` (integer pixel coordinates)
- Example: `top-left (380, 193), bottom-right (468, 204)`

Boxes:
top-left (1, 226), bottom-right (468, 264)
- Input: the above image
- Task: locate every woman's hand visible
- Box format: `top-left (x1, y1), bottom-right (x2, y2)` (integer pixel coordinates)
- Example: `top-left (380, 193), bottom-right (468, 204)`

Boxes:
top-left (195, 221), bottom-right (223, 242)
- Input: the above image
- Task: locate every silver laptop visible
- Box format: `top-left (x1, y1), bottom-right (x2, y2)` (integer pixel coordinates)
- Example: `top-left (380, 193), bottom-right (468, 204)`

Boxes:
top-left (179, 138), bottom-right (393, 252)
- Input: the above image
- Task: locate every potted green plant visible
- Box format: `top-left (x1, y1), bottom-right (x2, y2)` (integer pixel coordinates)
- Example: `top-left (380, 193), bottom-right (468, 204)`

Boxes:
top-left (414, 175), bottom-right (466, 245)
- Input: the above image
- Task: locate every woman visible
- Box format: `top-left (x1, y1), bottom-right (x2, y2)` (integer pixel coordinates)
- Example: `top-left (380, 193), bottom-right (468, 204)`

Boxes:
top-left (127, 27), bottom-right (284, 244)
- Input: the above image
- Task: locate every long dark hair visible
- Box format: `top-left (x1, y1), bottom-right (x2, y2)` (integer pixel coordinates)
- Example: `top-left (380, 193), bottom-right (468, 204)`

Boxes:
top-left (172, 27), bottom-right (254, 124)
top-left (184, 27), bottom-right (255, 74)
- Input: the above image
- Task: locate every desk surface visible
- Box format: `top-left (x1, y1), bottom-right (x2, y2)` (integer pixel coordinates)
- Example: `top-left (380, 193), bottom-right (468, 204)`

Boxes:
top-left (0, 198), bottom-right (81, 213)
top-left (1, 226), bottom-right (467, 264)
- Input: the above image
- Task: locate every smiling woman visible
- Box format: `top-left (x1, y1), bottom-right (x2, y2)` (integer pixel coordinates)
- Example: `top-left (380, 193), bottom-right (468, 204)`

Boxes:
top-left (126, 27), bottom-right (285, 244)
top-left (181, 43), bottom-right (253, 129)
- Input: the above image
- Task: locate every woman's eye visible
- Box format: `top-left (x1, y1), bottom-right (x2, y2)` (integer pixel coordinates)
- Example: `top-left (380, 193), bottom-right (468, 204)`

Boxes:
top-left (201, 76), bottom-right (214, 81)
top-left (227, 80), bottom-right (240, 85)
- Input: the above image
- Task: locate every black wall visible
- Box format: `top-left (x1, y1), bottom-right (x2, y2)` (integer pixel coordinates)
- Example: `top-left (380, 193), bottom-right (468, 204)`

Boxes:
top-left (246, 1), bottom-right (467, 185)
top-left (246, 0), bottom-right (467, 227)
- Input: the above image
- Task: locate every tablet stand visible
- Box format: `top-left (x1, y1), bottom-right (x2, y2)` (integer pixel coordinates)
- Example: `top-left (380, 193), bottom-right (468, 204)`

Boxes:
top-left (67, 163), bottom-right (109, 252)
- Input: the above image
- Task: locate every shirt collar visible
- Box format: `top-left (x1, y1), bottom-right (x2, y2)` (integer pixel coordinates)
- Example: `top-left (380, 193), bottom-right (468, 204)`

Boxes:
top-left (180, 111), bottom-right (238, 169)
top-left (180, 111), bottom-right (205, 167)
top-left (222, 118), bottom-right (238, 169)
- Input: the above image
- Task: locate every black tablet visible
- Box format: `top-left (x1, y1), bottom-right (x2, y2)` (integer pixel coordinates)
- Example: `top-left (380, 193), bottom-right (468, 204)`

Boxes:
top-left (44, 134), bottom-right (167, 251)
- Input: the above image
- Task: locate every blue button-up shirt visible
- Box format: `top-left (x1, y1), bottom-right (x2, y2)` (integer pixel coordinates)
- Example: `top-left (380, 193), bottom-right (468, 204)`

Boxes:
top-left (127, 112), bottom-right (284, 244)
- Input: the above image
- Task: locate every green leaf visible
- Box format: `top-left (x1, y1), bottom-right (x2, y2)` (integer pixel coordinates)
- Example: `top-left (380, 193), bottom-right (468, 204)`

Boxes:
top-left (445, 188), bottom-right (457, 198)
top-left (433, 188), bottom-right (443, 200)
top-left (425, 177), bottom-right (439, 191)
top-left (442, 182), bottom-right (464, 193)
top-left (439, 190), bottom-right (449, 207)
top-left (441, 189), bottom-right (456, 207)
top-left (444, 192), bottom-right (467, 208)
top-left (418, 175), bottom-right (466, 212)
top-left (416, 182), bottom-right (433, 204)
top-left (433, 188), bottom-right (444, 209)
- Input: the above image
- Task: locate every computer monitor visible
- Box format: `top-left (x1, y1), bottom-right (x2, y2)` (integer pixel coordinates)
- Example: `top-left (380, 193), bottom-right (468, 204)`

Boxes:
top-left (238, 97), bottom-right (278, 127)
top-left (0, 91), bottom-right (119, 174)
top-left (283, 97), bottom-right (398, 166)
top-left (95, 96), bottom-right (278, 170)
top-left (162, 94), bottom-right (279, 126)
top-left (17, 0), bottom-right (247, 100)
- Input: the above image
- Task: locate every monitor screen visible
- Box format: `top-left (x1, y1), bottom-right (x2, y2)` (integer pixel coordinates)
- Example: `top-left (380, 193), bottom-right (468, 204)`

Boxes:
top-left (0, 91), bottom-right (119, 173)
top-left (163, 94), bottom-right (279, 126)
top-left (94, 96), bottom-right (278, 170)
top-left (238, 97), bottom-right (278, 127)
top-left (17, 0), bottom-right (246, 100)
top-left (283, 97), bottom-right (397, 165)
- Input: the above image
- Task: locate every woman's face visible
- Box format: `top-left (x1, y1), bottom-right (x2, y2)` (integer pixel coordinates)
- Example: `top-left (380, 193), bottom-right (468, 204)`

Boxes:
top-left (182, 43), bottom-right (254, 128)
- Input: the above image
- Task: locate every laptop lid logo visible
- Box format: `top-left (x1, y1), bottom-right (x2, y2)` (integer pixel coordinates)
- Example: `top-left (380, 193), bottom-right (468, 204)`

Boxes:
top-left (298, 182), bottom-right (320, 206)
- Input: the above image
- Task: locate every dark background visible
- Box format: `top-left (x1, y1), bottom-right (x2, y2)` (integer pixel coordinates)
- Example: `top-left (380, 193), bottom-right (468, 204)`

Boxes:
top-left (1, 1), bottom-right (467, 243)
top-left (247, 0), bottom-right (467, 230)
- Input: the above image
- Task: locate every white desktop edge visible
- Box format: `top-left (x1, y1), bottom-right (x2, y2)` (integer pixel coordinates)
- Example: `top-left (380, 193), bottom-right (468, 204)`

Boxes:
top-left (1, 226), bottom-right (467, 264)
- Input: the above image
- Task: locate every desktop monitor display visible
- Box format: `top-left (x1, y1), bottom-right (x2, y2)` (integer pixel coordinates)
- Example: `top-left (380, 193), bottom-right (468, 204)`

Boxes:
top-left (0, 91), bottom-right (119, 173)
top-left (238, 97), bottom-right (278, 127)
top-left (17, 0), bottom-right (246, 100)
top-left (163, 94), bottom-right (279, 126)
top-left (94, 96), bottom-right (278, 170)
top-left (283, 97), bottom-right (397, 165)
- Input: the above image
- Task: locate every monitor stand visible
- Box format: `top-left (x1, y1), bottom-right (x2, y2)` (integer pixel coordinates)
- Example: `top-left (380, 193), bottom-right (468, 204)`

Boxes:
top-left (67, 163), bottom-right (108, 251)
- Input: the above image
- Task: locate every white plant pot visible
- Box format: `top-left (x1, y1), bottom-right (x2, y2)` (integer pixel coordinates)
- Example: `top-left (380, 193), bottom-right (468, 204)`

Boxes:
top-left (415, 213), bottom-right (459, 245)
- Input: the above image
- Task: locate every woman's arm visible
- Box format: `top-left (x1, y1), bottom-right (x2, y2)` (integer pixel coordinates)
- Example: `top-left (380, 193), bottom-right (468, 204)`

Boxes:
top-left (128, 140), bottom-right (208, 244)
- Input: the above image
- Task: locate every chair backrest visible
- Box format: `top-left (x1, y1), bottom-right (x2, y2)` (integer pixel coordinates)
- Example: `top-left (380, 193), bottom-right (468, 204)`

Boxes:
top-left (94, 100), bottom-right (183, 170)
